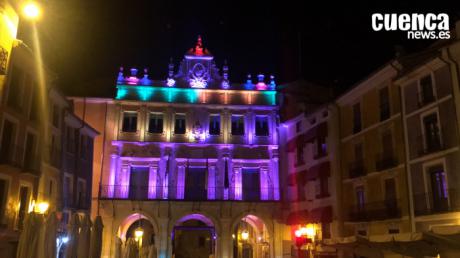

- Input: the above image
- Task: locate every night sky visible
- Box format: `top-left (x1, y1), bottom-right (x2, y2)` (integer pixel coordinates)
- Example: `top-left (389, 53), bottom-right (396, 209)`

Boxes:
top-left (23, 1), bottom-right (460, 97)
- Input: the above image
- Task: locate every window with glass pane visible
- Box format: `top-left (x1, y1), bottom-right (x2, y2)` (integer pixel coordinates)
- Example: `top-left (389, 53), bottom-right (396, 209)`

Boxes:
top-left (379, 87), bottom-right (390, 121)
top-left (255, 116), bottom-right (269, 136)
top-left (122, 112), bottom-right (138, 132)
top-left (209, 115), bottom-right (220, 135)
top-left (7, 66), bottom-right (23, 110)
top-left (429, 165), bottom-right (449, 212)
top-left (423, 113), bottom-right (441, 151)
top-left (148, 113), bottom-right (163, 133)
top-left (353, 103), bottom-right (361, 133)
top-left (356, 186), bottom-right (365, 210)
top-left (231, 115), bottom-right (244, 135)
top-left (420, 75), bottom-right (435, 105)
top-left (174, 114), bottom-right (186, 134)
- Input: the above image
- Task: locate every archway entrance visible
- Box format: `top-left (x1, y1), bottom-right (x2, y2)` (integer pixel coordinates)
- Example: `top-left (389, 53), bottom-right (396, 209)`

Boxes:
top-left (173, 214), bottom-right (216, 258)
top-left (233, 215), bottom-right (270, 258)
top-left (117, 213), bottom-right (157, 258)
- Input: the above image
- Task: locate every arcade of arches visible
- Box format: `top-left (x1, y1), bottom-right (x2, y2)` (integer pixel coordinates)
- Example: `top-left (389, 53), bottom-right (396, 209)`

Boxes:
top-left (109, 208), bottom-right (285, 258)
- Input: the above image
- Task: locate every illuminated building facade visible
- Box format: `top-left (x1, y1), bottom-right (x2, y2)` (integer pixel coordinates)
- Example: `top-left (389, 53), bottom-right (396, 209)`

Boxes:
top-left (71, 37), bottom-right (285, 258)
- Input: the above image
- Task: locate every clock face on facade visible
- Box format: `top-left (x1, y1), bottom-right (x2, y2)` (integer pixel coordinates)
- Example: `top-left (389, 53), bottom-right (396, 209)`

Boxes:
top-left (192, 63), bottom-right (206, 78)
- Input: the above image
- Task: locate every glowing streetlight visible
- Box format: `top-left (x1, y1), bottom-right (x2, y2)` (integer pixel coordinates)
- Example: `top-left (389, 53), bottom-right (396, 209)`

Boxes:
top-left (134, 227), bottom-right (144, 241)
top-left (22, 2), bottom-right (41, 20)
top-left (241, 230), bottom-right (249, 241)
top-left (36, 202), bottom-right (49, 214)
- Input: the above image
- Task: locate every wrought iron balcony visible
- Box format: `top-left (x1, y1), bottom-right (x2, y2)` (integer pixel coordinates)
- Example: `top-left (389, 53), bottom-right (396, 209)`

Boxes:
top-left (417, 134), bottom-right (444, 156)
top-left (99, 185), bottom-right (280, 202)
top-left (375, 153), bottom-right (398, 171)
top-left (347, 199), bottom-right (401, 222)
top-left (413, 189), bottom-right (460, 216)
top-left (348, 160), bottom-right (366, 178)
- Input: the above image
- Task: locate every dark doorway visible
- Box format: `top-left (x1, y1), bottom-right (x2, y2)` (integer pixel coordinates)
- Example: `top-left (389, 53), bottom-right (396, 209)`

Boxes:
top-left (129, 167), bottom-right (149, 200)
top-left (242, 168), bottom-right (260, 201)
top-left (185, 167), bottom-right (207, 200)
top-left (174, 220), bottom-right (213, 258)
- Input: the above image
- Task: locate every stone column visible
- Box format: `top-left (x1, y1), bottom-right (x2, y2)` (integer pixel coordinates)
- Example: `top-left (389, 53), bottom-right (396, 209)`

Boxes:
top-left (157, 217), bottom-right (169, 258)
top-left (117, 163), bottom-right (130, 198)
top-left (260, 166), bottom-right (269, 200)
top-left (233, 165), bottom-right (242, 200)
top-left (219, 218), bottom-right (232, 258)
top-left (207, 164), bottom-right (216, 200)
top-left (148, 164), bottom-right (158, 199)
top-left (176, 164), bottom-right (185, 199)
top-left (108, 153), bottom-right (119, 198)
top-left (271, 150), bottom-right (280, 200)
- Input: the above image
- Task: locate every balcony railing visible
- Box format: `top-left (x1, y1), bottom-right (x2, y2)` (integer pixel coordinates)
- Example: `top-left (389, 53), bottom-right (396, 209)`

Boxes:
top-left (0, 145), bottom-right (40, 174)
top-left (413, 189), bottom-right (460, 216)
top-left (375, 153), bottom-right (398, 171)
top-left (99, 185), bottom-right (280, 201)
top-left (349, 160), bottom-right (366, 179)
top-left (347, 199), bottom-right (401, 221)
top-left (417, 134), bottom-right (444, 156)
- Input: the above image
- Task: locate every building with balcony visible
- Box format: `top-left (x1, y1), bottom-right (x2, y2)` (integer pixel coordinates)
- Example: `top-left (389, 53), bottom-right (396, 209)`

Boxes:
top-left (336, 62), bottom-right (411, 249)
top-left (397, 39), bottom-right (460, 239)
top-left (70, 37), bottom-right (285, 258)
top-left (279, 103), bottom-right (341, 257)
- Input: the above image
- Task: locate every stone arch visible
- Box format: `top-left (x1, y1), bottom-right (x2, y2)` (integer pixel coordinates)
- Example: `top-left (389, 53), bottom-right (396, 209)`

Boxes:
top-left (231, 213), bottom-right (274, 258)
top-left (168, 211), bottom-right (221, 235)
top-left (117, 212), bottom-right (159, 242)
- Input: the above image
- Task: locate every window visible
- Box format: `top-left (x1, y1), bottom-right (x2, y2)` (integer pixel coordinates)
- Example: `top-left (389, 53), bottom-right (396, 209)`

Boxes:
top-left (51, 104), bottom-right (60, 128)
top-left (29, 84), bottom-right (39, 121)
top-left (209, 114), bottom-right (220, 135)
top-left (353, 103), bottom-right (361, 133)
top-left (231, 115), bottom-right (244, 135)
top-left (315, 136), bottom-right (327, 158)
top-left (76, 179), bottom-right (86, 207)
top-left (321, 223), bottom-right (331, 239)
top-left (0, 179), bottom-right (8, 223)
top-left (354, 143), bottom-right (363, 162)
top-left (295, 121), bottom-right (302, 133)
top-left (384, 178), bottom-right (397, 212)
top-left (317, 176), bottom-right (329, 198)
top-left (423, 113), bottom-right (442, 152)
top-left (379, 87), bottom-right (390, 121)
top-left (242, 168), bottom-right (260, 201)
top-left (48, 179), bottom-right (54, 198)
top-left (17, 186), bottom-right (29, 229)
top-left (23, 132), bottom-right (36, 170)
top-left (428, 165), bottom-right (449, 212)
top-left (122, 112), bottom-right (138, 132)
top-left (7, 66), bottom-right (24, 110)
top-left (66, 126), bottom-right (76, 153)
top-left (356, 186), bottom-right (365, 210)
top-left (419, 75), bottom-right (435, 105)
top-left (80, 134), bottom-right (88, 159)
top-left (297, 184), bottom-right (305, 201)
top-left (174, 114), bottom-right (186, 134)
top-left (296, 144), bottom-right (304, 165)
top-left (255, 116), bottom-right (269, 136)
top-left (63, 175), bottom-right (72, 207)
top-left (148, 113), bottom-right (163, 134)
top-left (0, 119), bottom-right (16, 163)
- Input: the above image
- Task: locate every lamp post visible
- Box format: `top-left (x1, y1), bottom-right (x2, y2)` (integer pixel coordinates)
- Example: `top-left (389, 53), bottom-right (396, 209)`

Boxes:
top-left (134, 227), bottom-right (144, 258)
top-left (22, 1), bottom-right (41, 21)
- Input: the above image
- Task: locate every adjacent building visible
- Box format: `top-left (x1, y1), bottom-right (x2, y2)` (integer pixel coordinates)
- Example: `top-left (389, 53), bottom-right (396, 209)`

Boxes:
top-left (71, 37), bottom-right (286, 258)
top-left (279, 103), bottom-right (341, 258)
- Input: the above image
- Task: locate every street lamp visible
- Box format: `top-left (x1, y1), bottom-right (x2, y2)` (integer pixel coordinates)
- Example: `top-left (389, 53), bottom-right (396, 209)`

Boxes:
top-left (241, 230), bottom-right (249, 241)
top-left (36, 201), bottom-right (49, 214)
top-left (295, 224), bottom-right (316, 258)
top-left (22, 2), bottom-right (41, 20)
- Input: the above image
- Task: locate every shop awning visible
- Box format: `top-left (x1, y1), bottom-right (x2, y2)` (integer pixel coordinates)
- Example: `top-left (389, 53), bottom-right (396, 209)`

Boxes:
top-left (286, 210), bottom-right (309, 225)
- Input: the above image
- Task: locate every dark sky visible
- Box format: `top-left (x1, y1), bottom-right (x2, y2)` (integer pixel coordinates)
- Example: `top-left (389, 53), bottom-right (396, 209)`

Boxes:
top-left (23, 0), bottom-right (460, 97)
